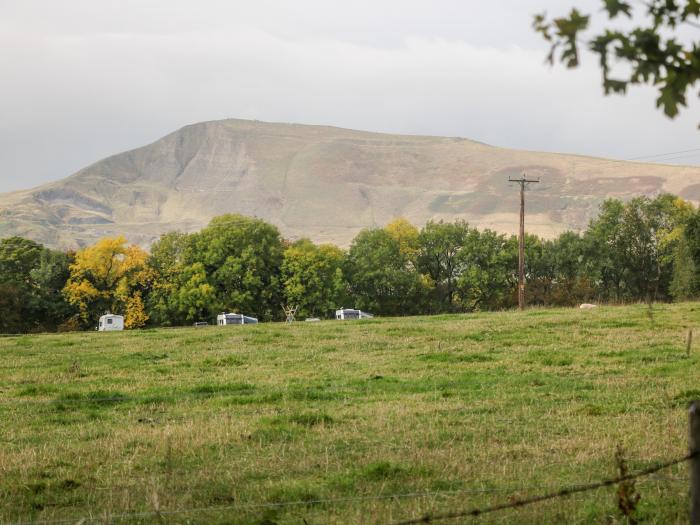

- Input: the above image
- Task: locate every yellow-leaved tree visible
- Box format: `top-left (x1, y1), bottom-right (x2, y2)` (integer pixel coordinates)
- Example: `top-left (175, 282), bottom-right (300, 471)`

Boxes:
top-left (63, 237), bottom-right (151, 329)
top-left (384, 218), bottom-right (419, 262)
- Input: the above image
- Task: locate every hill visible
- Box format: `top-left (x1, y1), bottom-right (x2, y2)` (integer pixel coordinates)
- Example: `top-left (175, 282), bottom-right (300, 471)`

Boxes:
top-left (0, 118), bottom-right (698, 248)
top-left (1, 303), bottom-right (696, 523)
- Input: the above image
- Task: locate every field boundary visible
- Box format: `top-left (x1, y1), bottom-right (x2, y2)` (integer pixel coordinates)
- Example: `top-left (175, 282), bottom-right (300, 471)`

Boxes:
top-left (6, 452), bottom-right (693, 525)
top-left (391, 452), bottom-right (695, 524)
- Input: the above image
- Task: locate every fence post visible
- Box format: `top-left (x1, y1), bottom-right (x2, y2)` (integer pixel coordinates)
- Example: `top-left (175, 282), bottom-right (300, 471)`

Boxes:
top-left (688, 329), bottom-right (694, 357)
top-left (690, 400), bottom-right (700, 525)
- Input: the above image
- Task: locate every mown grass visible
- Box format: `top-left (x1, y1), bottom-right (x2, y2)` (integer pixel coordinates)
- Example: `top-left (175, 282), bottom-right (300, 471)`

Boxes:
top-left (1, 303), bottom-right (699, 524)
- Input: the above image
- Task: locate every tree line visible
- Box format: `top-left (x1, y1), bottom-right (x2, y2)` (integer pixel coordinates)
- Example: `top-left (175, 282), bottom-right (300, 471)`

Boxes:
top-left (0, 194), bottom-right (698, 333)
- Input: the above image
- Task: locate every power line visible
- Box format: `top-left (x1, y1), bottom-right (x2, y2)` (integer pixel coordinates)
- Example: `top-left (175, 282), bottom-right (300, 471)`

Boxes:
top-left (627, 147), bottom-right (700, 161)
top-left (566, 148), bottom-right (700, 174)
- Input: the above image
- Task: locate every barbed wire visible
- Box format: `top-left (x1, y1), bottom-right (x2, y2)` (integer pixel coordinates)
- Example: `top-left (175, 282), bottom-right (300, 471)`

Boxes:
top-left (4, 471), bottom-right (691, 525)
top-left (0, 486), bottom-right (607, 525)
top-left (389, 451), bottom-right (697, 525)
top-left (2, 456), bottom-right (686, 499)
top-left (52, 472), bottom-right (692, 497)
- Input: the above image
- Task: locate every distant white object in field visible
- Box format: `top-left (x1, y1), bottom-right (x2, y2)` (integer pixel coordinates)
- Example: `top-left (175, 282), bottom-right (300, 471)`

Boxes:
top-left (98, 313), bottom-right (124, 331)
top-left (305, 317), bottom-right (321, 322)
top-left (579, 303), bottom-right (598, 309)
top-left (335, 308), bottom-right (373, 320)
top-left (216, 312), bottom-right (258, 325)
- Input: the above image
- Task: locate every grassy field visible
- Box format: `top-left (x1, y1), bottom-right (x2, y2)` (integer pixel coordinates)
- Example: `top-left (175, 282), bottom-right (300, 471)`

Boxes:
top-left (1, 303), bottom-right (700, 524)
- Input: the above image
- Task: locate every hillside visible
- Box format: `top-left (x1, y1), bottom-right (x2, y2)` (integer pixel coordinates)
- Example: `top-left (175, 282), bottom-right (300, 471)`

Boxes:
top-left (0, 118), bottom-right (698, 248)
top-left (1, 304), bottom-right (696, 523)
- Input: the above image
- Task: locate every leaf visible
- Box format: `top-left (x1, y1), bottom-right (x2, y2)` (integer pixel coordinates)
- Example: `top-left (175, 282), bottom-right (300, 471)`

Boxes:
top-left (603, 0), bottom-right (632, 18)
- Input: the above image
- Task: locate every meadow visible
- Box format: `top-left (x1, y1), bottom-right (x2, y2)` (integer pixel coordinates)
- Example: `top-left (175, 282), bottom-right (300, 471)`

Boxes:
top-left (1, 303), bottom-right (700, 524)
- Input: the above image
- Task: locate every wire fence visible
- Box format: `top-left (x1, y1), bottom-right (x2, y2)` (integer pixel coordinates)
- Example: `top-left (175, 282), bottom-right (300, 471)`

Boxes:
top-left (3, 451), bottom-right (695, 525)
top-left (2, 486), bottom-right (597, 525)
top-left (2, 395), bottom-right (698, 523)
top-left (391, 452), bottom-right (697, 525)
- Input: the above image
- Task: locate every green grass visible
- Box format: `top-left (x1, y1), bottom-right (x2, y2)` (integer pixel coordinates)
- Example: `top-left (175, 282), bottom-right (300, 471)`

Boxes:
top-left (1, 303), bottom-right (700, 524)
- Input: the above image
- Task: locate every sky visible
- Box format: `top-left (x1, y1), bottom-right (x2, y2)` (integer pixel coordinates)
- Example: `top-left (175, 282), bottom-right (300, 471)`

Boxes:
top-left (1, 0), bottom-right (699, 192)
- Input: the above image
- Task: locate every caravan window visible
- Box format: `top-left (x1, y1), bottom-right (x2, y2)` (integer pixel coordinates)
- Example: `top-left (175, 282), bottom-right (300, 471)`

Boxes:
top-left (107, 318), bottom-right (113, 325)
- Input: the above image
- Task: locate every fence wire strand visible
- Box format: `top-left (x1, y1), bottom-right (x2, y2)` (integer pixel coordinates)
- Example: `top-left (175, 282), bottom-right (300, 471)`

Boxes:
top-left (4, 452), bottom-right (694, 525)
top-left (390, 452), bottom-right (697, 525)
top-left (0, 486), bottom-right (584, 525)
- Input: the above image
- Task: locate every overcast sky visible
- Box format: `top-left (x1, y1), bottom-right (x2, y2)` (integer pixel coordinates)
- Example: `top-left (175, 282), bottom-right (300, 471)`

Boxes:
top-left (1, 0), bottom-right (698, 192)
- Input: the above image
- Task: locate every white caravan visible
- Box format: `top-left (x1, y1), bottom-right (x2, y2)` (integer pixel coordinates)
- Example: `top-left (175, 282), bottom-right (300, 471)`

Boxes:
top-left (216, 313), bottom-right (258, 325)
top-left (335, 308), bottom-right (373, 320)
top-left (98, 313), bottom-right (124, 331)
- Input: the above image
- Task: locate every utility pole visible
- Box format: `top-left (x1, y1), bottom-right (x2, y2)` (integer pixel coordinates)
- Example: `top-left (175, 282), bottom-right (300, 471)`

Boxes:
top-left (509, 174), bottom-right (540, 310)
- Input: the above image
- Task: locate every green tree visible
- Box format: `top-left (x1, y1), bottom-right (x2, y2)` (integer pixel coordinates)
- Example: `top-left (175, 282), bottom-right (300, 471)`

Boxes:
top-left (534, 1), bottom-right (700, 119)
top-left (684, 208), bottom-right (700, 295)
top-left (0, 237), bottom-right (45, 332)
top-left (30, 248), bottom-right (76, 329)
top-left (521, 234), bottom-right (554, 306)
top-left (454, 229), bottom-right (517, 311)
top-left (582, 195), bottom-right (689, 302)
top-left (582, 199), bottom-right (628, 302)
top-left (146, 232), bottom-right (191, 326)
top-left (281, 239), bottom-right (347, 319)
top-left (416, 220), bottom-right (471, 312)
top-left (670, 233), bottom-right (697, 300)
top-left (184, 214), bottom-right (284, 321)
top-left (547, 231), bottom-right (595, 306)
top-left (346, 228), bottom-right (427, 315)
top-left (170, 262), bottom-right (218, 323)
top-left (0, 237), bottom-right (74, 332)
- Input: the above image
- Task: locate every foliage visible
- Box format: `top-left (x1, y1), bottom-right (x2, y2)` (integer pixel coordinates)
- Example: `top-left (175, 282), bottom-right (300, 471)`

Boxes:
top-left (582, 195), bottom-right (693, 302)
top-left (0, 193), bottom-right (698, 333)
top-left (0, 237), bottom-right (74, 332)
top-left (183, 214), bottom-right (284, 321)
top-left (534, 1), bottom-right (700, 119)
top-left (454, 229), bottom-right (517, 311)
top-left (124, 292), bottom-right (149, 329)
top-left (416, 220), bottom-right (472, 311)
top-left (146, 232), bottom-right (191, 326)
top-left (63, 236), bottom-right (150, 328)
top-left (384, 217), bottom-right (420, 261)
top-left (281, 239), bottom-right (347, 318)
top-left (170, 262), bottom-right (217, 323)
top-left (346, 227), bottom-right (428, 315)
top-left (30, 249), bottom-right (76, 326)
top-left (685, 208), bottom-right (700, 292)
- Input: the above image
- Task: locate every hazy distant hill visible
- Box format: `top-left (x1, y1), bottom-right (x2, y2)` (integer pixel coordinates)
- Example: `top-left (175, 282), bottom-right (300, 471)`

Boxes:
top-left (0, 118), bottom-right (698, 249)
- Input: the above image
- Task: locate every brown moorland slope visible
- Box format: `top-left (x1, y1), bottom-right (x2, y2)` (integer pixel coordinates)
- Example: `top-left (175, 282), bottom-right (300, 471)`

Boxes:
top-left (0, 118), bottom-right (698, 249)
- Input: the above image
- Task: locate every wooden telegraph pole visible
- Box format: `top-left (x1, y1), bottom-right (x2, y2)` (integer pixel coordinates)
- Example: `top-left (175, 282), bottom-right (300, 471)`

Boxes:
top-left (509, 174), bottom-right (539, 310)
